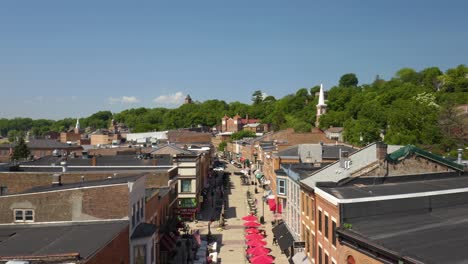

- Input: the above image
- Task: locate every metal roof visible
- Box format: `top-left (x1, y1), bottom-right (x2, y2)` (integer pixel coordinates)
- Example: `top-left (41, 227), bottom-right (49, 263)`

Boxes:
top-left (0, 220), bottom-right (128, 260)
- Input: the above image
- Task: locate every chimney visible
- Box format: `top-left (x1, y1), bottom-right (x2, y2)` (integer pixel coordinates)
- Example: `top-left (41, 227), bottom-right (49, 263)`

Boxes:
top-left (52, 174), bottom-right (62, 186)
top-left (60, 161), bottom-right (67, 173)
top-left (376, 142), bottom-right (388, 160)
top-left (458, 149), bottom-right (463, 164)
top-left (91, 156), bottom-right (97, 166)
top-left (246, 114), bottom-right (249, 123)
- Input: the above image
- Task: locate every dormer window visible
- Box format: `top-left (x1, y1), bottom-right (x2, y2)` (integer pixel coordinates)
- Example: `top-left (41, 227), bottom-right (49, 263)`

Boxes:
top-left (14, 209), bottom-right (34, 222)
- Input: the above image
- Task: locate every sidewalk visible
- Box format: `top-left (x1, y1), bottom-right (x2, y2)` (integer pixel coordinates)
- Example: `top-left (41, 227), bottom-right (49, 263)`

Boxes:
top-left (187, 161), bottom-right (288, 264)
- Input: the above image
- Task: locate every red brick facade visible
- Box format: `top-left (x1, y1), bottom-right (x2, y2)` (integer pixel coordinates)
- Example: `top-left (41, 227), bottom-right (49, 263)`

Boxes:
top-left (86, 226), bottom-right (130, 264)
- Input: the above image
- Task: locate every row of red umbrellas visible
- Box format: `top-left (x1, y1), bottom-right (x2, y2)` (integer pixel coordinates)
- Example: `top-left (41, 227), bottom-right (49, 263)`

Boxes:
top-left (242, 214), bottom-right (275, 264)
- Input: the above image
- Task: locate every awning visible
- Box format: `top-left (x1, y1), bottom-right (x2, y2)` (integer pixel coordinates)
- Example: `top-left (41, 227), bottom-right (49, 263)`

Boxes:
top-left (272, 223), bottom-right (295, 251)
top-left (292, 251), bottom-right (312, 264)
top-left (160, 234), bottom-right (177, 252)
top-left (268, 198), bottom-right (276, 211)
top-left (277, 202), bottom-right (283, 214)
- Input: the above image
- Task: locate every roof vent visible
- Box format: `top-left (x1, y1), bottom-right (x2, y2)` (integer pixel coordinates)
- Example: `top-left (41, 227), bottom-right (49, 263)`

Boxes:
top-left (52, 149), bottom-right (60, 157)
top-left (52, 174), bottom-right (62, 186)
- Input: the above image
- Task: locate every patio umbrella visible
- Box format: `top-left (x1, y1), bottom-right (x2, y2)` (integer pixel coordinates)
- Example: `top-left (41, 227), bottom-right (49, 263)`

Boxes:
top-left (245, 228), bottom-right (260, 234)
top-left (250, 255), bottom-right (274, 264)
top-left (246, 240), bottom-right (267, 247)
top-left (246, 246), bottom-right (271, 255)
top-left (246, 237), bottom-right (265, 243)
top-left (245, 233), bottom-right (265, 240)
top-left (242, 215), bottom-right (258, 221)
top-left (244, 221), bottom-right (261, 227)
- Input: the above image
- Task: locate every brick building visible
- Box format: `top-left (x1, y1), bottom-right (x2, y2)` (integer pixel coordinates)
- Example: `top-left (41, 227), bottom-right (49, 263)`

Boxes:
top-left (151, 144), bottom-right (213, 221)
top-left (0, 139), bottom-right (83, 162)
top-left (299, 143), bottom-right (464, 264)
top-left (0, 175), bottom-right (152, 264)
top-left (221, 114), bottom-right (266, 133)
top-left (321, 173), bottom-right (468, 264)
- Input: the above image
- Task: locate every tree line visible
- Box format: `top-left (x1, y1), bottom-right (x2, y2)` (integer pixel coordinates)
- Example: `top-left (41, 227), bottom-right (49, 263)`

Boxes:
top-left (1, 65), bottom-right (466, 155)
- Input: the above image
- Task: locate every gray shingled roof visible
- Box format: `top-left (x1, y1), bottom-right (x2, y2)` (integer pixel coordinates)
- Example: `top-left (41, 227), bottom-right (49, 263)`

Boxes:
top-left (0, 220), bottom-right (128, 259)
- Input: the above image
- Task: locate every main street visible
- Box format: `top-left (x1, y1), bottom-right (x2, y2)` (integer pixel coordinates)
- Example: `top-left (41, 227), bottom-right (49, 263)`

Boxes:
top-left (188, 160), bottom-right (289, 264)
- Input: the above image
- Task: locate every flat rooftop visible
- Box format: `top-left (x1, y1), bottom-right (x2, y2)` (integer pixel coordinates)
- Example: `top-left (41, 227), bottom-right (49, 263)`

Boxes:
top-left (320, 173), bottom-right (468, 200)
top-left (339, 203), bottom-right (468, 263)
top-left (0, 220), bottom-right (128, 260)
top-left (16, 175), bottom-right (144, 195)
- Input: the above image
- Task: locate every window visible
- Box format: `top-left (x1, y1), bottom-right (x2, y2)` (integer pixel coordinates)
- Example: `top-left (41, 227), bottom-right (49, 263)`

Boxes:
top-left (332, 220), bottom-right (337, 246)
top-left (140, 198), bottom-right (144, 219)
top-left (306, 229), bottom-right (310, 255)
top-left (136, 201), bottom-right (140, 221)
top-left (134, 245), bottom-right (147, 264)
top-left (318, 210), bottom-right (322, 232)
top-left (305, 196), bottom-right (309, 216)
top-left (278, 179), bottom-right (286, 195)
top-left (181, 179), bottom-right (191, 193)
top-left (311, 234), bottom-right (316, 258)
top-left (311, 199), bottom-right (315, 220)
top-left (324, 215), bottom-right (329, 239)
top-left (132, 204), bottom-right (136, 227)
top-left (318, 246), bottom-right (322, 264)
top-left (0, 186), bottom-right (7, 196)
top-left (14, 209), bottom-right (34, 222)
top-left (325, 253), bottom-right (329, 264)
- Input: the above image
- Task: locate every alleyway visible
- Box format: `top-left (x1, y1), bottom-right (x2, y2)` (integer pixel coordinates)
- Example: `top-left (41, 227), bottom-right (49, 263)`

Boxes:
top-left (188, 160), bottom-right (289, 264)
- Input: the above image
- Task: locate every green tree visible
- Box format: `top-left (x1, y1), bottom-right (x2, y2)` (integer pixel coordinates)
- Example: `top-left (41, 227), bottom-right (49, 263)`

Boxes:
top-left (251, 90), bottom-right (264, 105)
top-left (11, 137), bottom-right (30, 161)
top-left (395, 68), bottom-right (420, 84)
top-left (230, 130), bottom-right (257, 141)
top-left (339, 73), bottom-right (359, 87)
top-left (218, 141), bottom-right (227, 151)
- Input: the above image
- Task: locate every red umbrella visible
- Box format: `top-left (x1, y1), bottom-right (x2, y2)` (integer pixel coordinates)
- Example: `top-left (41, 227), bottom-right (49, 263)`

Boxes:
top-left (244, 221), bottom-right (261, 227)
top-left (246, 246), bottom-right (271, 255)
top-left (245, 233), bottom-right (265, 240)
top-left (250, 255), bottom-right (274, 264)
top-left (246, 237), bottom-right (265, 243)
top-left (242, 215), bottom-right (258, 221)
top-left (245, 228), bottom-right (260, 234)
top-left (246, 240), bottom-right (267, 247)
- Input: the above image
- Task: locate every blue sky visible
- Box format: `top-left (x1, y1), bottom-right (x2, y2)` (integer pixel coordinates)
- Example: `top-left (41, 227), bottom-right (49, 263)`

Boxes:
top-left (1, 0), bottom-right (467, 119)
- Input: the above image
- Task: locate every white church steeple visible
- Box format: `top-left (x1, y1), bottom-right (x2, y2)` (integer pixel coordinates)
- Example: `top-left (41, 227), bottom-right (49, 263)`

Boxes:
top-left (315, 84), bottom-right (327, 127)
top-left (74, 118), bottom-right (80, 134)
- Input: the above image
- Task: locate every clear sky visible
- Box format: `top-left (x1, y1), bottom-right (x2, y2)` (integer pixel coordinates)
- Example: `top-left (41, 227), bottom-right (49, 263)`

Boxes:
top-left (1, 0), bottom-right (467, 119)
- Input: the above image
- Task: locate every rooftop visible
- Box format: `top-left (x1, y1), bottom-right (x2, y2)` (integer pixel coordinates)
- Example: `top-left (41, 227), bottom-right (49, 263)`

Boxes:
top-left (0, 220), bottom-right (128, 260)
top-left (319, 173), bottom-right (468, 200)
top-left (0, 139), bottom-right (83, 150)
top-left (339, 202), bottom-right (468, 264)
top-left (15, 175), bottom-right (144, 195)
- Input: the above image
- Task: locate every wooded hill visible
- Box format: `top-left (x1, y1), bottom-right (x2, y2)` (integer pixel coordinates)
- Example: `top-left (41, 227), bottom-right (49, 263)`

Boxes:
top-left (1, 65), bottom-right (466, 155)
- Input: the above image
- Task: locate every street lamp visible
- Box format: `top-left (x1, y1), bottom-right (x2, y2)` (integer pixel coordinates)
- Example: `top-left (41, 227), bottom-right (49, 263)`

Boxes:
top-left (260, 196), bottom-right (265, 224)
